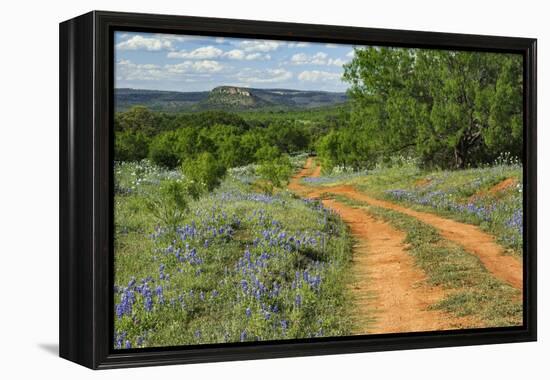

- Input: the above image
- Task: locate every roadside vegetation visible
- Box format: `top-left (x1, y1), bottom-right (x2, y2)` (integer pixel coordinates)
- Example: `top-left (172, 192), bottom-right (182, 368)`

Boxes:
top-left (303, 156), bottom-right (523, 255)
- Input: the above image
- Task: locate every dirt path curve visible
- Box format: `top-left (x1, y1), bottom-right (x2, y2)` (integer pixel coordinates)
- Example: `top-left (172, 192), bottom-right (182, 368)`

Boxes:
top-left (289, 158), bottom-right (474, 334)
top-left (317, 185), bottom-right (523, 291)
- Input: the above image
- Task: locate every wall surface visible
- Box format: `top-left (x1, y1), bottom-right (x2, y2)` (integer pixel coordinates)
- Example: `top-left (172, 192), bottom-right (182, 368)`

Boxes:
top-left (0, 0), bottom-right (547, 378)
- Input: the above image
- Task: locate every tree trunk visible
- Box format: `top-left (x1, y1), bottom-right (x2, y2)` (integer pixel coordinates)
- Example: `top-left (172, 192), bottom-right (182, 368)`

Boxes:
top-left (454, 146), bottom-right (466, 169)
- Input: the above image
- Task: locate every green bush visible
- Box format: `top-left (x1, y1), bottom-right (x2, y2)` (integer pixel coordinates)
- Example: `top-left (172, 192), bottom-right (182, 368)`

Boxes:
top-left (256, 155), bottom-right (293, 195)
top-left (145, 179), bottom-right (189, 228)
top-left (115, 131), bottom-right (150, 161)
top-left (254, 145), bottom-right (281, 162)
top-left (182, 152), bottom-right (226, 193)
top-left (148, 131), bottom-right (181, 168)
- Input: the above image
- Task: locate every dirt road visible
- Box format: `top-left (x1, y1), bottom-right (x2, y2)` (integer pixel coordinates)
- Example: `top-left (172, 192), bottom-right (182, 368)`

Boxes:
top-left (289, 158), bottom-right (476, 334)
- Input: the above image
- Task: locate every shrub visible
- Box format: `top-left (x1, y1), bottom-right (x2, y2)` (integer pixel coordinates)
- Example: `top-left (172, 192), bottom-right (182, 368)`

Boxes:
top-left (182, 152), bottom-right (226, 193)
top-left (148, 131), bottom-right (181, 168)
top-left (145, 179), bottom-right (189, 228)
top-left (256, 155), bottom-right (293, 195)
top-left (115, 131), bottom-right (150, 161)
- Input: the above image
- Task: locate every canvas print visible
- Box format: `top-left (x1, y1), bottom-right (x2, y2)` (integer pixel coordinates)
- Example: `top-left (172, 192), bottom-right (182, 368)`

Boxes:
top-left (113, 31), bottom-right (524, 350)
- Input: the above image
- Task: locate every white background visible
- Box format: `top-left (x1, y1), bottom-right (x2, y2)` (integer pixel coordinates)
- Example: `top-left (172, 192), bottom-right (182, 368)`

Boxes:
top-left (0, 0), bottom-right (547, 378)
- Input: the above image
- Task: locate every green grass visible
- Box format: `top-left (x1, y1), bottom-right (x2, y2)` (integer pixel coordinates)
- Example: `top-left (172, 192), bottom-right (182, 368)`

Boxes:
top-left (304, 159), bottom-right (523, 255)
top-left (331, 194), bottom-right (522, 328)
top-left (113, 161), bottom-right (354, 349)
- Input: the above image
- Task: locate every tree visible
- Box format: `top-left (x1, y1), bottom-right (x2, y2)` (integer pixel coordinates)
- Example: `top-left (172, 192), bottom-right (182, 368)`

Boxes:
top-left (148, 131), bottom-right (181, 168)
top-left (114, 131), bottom-right (150, 161)
top-left (256, 155), bottom-right (293, 195)
top-left (254, 145), bottom-right (281, 162)
top-left (115, 106), bottom-right (159, 136)
top-left (342, 47), bottom-right (523, 169)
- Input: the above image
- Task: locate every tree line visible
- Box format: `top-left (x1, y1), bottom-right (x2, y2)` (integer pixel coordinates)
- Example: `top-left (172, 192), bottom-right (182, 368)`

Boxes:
top-left (317, 47), bottom-right (523, 170)
top-left (114, 107), bottom-right (314, 168)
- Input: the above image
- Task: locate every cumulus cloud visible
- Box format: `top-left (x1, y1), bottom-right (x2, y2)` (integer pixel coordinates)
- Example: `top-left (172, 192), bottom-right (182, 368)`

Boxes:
top-left (224, 49), bottom-right (246, 60)
top-left (116, 58), bottom-right (225, 83)
top-left (298, 70), bottom-right (341, 82)
top-left (237, 40), bottom-right (283, 52)
top-left (245, 52), bottom-right (271, 61)
top-left (290, 52), bottom-right (347, 66)
top-left (168, 47), bottom-right (270, 61)
top-left (167, 46), bottom-right (224, 59)
top-left (115, 59), bottom-right (166, 81)
top-left (116, 35), bottom-right (174, 51)
top-left (165, 60), bottom-right (224, 73)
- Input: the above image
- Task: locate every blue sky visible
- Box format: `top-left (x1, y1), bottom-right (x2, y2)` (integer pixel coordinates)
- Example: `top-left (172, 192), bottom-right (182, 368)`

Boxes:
top-left (115, 31), bottom-right (362, 92)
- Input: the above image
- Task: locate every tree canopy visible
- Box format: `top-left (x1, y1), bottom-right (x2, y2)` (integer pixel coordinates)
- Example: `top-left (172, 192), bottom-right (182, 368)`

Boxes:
top-left (339, 47), bottom-right (523, 169)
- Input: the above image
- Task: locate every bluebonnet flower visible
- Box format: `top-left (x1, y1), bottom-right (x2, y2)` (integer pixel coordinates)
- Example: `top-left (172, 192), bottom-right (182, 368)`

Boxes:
top-left (144, 296), bottom-right (153, 312)
top-left (115, 303), bottom-right (125, 319)
top-left (245, 307), bottom-right (252, 318)
top-left (125, 340), bottom-right (132, 349)
top-left (240, 330), bottom-right (247, 342)
top-left (115, 288), bottom-right (135, 318)
top-left (295, 294), bottom-right (302, 308)
top-left (114, 331), bottom-right (126, 349)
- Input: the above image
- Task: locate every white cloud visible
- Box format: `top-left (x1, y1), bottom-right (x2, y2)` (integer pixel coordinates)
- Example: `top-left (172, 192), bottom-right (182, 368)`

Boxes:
top-left (167, 46), bottom-right (224, 59)
top-left (116, 58), bottom-right (225, 83)
top-left (244, 52), bottom-right (271, 61)
top-left (290, 53), bottom-right (309, 65)
top-left (215, 37), bottom-right (225, 44)
top-left (165, 60), bottom-right (224, 73)
top-left (298, 70), bottom-right (341, 82)
top-left (235, 68), bottom-right (292, 84)
top-left (346, 50), bottom-right (355, 58)
top-left (224, 49), bottom-right (246, 60)
top-left (115, 59), bottom-right (166, 81)
top-left (168, 47), bottom-right (270, 61)
top-left (237, 40), bottom-right (283, 52)
top-left (116, 35), bottom-right (174, 51)
top-left (325, 43), bottom-right (339, 48)
top-left (290, 52), bottom-right (347, 66)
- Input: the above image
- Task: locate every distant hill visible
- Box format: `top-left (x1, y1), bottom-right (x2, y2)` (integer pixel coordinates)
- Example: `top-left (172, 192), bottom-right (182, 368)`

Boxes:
top-left (115, 86), bottom-right (347, 112)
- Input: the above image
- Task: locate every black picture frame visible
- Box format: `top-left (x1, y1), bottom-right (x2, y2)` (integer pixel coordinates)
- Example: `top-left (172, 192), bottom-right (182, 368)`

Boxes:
top-left (59, 10), bottom-right (537, 370)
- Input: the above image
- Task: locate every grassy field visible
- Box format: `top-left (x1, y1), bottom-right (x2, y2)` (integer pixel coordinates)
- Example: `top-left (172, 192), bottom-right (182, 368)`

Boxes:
top-left (113, 160), bottom-right (353, 349)
top-left (303, 157), bottom-right (523, 255)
